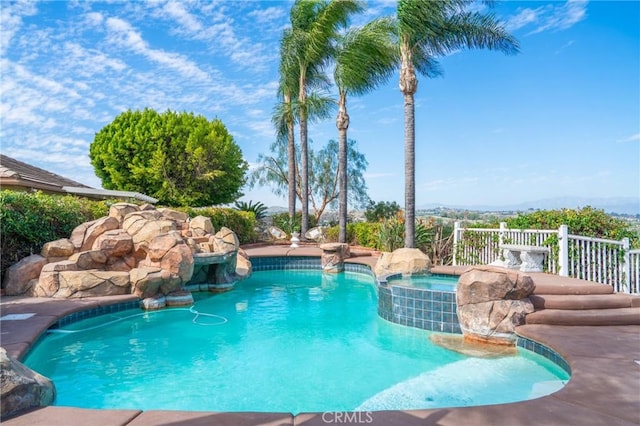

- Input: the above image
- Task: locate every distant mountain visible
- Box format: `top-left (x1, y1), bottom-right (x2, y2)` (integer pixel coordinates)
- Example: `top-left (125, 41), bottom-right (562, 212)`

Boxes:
top-left (418, 197), bottom-right (640, 215)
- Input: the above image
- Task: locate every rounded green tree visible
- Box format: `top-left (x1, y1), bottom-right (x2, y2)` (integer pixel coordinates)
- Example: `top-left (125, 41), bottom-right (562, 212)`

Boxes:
top-left (90, 109), bottom-right (248, 207)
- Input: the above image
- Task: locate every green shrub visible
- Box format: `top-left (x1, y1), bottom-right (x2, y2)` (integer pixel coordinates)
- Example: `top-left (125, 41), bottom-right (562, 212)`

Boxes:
top-left (364, 200), bottom-right (401, 222)
top-left (181, 206), bottom-right (258, 244)
top-left (0, 191), bottom-right (110, 283)
top-left (234, 200), bottom-right (268, 220)
top-left (506, 207), bottom-right (639, 248)
top-left (271, 212), bottom-right (317, 235)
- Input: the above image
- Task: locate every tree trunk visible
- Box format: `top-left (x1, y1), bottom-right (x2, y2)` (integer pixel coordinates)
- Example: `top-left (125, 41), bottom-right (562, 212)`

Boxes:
top-left (400, 39), bottom-right (418, 249)
top-left (403, 92), bottom-right (415, 248)
top-left (336, 91), bottom-right (349, 243)
top-left (285, 94), bottom-right (296, 222)
top-left (299, 73), bottom-right (309, 236)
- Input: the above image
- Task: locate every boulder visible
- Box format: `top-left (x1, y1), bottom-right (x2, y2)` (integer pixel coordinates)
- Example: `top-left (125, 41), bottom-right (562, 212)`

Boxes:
top-left (41, 238), bottom-right (75, 259)
top-left (456, 266), bottom-right (535, 344)
top-left (34, 260), bottom-right (78, 297)
top-left (109, 203), bottom-right (139, 227)
top-left (92, 229), bottom-right (133, 257)
top-left (141, 295), bottom-right (166, 310)
top-left (56, 270), bottom-right (130, 298)
top-left (0, 348), bottom-right (55, 418)
top-left (69, 220), bottom-right (93, 249)
top-left (147, 231), bottom-right (183, 262)
top-left (68, 250), bottom-right (107, 270)
top-left (158, 208), bottom-right (189, 222)
top-left (212, 227), bottom-right (239, 253)
top-left (79, 216), bottom-right (120, 251)
top-left (456, 266), bottom-right (534, 304)
top-left (189, 215), bottom-right (213, 237)
top-left (105, 255), bottom-right (137, 272)
top-left (374, 248), bottom-right (432, 277)
top-left (122, 212), bottom-right (176, 252)
top-left (165, 290), bottom-right (194, 307)
top-left (236, 248), bottom-right (252, 280)
top-left (159, 244), bottom-right (194, 293)
top-left (139, 241), bottom-right (194, 295)
top-left (139, 203), bottom-right (156, 211)
top-left (130, 267), bottom-right (169, 299)
top-left (3, 254), bottom-right (47, 296)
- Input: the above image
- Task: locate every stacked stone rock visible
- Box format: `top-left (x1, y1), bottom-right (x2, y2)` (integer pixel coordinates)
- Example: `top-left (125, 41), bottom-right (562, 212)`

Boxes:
top-left (2, 203), bottom-right (246, 310)
top-left (456, 266), bottom-right (535, 345)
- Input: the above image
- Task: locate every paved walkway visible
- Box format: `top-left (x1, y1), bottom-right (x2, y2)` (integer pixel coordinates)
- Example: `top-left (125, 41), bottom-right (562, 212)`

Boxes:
top-left (1, 244), bottom-right (639, 425)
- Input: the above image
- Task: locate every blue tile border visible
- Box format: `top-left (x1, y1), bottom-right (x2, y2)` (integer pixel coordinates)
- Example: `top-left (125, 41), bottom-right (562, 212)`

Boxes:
top-left (378, 275), bottom-right (462, 334)
top-left (252, 256), bottom-right (375, 276)
top-left (517, 335), bottom-right (571, 375)
top-left (52, 300), bottom-right (141, 329)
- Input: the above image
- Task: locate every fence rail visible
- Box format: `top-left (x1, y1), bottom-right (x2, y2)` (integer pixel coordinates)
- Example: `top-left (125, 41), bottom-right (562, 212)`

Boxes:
top-left (453, 222), bottom-right (638, 294)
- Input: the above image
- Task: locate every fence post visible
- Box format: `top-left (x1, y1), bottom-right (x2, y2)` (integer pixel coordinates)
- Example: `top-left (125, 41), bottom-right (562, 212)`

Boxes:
top-left (621, 238), bottom-right (630, 293)
top-left (452, 221), bottom-right (461, 266)
top-left (499, 222), bottom-right (507, 245)
top-left (558, 225), bottom-right (569, 277)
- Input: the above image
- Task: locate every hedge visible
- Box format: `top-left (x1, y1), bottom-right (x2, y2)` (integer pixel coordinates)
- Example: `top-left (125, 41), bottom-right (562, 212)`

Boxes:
top-left (0, 191), bottom-right (110, 283)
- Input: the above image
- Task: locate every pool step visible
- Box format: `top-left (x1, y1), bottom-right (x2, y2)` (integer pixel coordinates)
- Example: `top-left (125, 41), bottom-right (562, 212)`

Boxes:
top-left (529, 293), bottom-right (639, 310)
top-left (525, 307), bottom-right (640, 326)
top-left (531, 274), bottom-right (614, 295)
top-left (526, 273), bottom-right (640, 326)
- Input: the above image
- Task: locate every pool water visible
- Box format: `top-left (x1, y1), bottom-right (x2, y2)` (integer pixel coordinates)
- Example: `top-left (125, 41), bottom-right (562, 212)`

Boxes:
top-left (388, 274), bottom-right (458, 291)
top-left (24, 270), bottom-right (568, 414)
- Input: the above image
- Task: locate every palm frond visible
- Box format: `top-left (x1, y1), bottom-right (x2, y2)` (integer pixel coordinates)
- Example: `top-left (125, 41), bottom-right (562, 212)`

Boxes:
top-left (334, 16), bottom-right (399, 96)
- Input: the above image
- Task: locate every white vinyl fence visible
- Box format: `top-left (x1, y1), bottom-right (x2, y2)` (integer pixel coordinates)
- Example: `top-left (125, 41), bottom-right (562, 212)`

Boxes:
top-left (453, 222), bottom-right (639, 294)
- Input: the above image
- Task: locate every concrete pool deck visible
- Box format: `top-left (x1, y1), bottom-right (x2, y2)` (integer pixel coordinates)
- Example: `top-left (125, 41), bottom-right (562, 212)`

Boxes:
top-left (1, 244), bottom-right (639, 425)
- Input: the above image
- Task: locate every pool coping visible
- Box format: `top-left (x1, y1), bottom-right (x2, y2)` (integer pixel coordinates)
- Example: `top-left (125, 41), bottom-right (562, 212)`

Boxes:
top-left (1, 245), bottom-right (639, 425)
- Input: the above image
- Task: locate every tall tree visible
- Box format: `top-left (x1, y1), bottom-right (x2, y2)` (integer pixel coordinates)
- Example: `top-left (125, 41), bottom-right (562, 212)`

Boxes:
top-left (273, 28), bottom-right (299, 223)
top-left (288, 0), bottom-right (362, 236)
top-left (333, 17), bottom-right (398, 243)
top-left (90, 108), bottom-right (247, 207)
top-left (395, 0), bottom-right (519, 248)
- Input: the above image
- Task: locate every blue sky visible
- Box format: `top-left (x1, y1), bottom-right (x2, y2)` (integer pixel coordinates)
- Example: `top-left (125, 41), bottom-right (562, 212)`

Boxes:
top-left (1, 0), bottom-right (638, 209)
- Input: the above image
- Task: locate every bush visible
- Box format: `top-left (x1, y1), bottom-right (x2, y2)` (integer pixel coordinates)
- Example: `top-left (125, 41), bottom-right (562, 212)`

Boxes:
top-left (271, 212), bottom-right (317, 235)
top-left (506, 207), bottom-right (639, 248)
top-left (364, 200), bottom-right (401, 222)
top-left (0, 191), bottom-right (110, 283)
top-left (181, 206), bottom-right (258, 244)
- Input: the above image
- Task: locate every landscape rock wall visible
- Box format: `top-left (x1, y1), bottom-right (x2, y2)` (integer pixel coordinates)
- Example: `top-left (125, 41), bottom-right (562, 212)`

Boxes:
top-left (2, 203), bottom-right (245, 309)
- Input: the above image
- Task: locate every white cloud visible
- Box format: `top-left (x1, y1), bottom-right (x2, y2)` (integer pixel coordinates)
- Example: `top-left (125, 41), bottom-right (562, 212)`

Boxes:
top-left (105, 17), bottom-right (210, 81)
top-left (506, 8), bottom-right (539, 31)
top-left (247, 7), bottom-right (286, 25)
top-left (0, 0), bottom-right (38, 55)
top-left (555, 40), bottom-right (575, 54)
top-left (161, 1), bottom-right (203, 32)
top-left (617, 133), bottom-right (640, 143)
top-left (506, 1), bottom-right (588, 35)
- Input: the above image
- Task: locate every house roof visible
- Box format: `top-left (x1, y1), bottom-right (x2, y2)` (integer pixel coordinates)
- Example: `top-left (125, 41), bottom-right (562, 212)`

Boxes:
top-left (0, 154), bottom-right (91, 190)
top-left (0, 154), bottom-right (158, 204)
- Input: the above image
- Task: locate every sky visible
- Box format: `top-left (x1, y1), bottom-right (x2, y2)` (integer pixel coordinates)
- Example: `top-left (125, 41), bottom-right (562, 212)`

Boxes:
top-left (1, 0), bottom-right (639, 210)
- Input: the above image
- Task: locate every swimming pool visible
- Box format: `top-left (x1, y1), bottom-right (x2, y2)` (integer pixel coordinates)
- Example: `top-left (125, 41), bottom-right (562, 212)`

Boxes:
top-left (24, 269), bottom-right (569, 414)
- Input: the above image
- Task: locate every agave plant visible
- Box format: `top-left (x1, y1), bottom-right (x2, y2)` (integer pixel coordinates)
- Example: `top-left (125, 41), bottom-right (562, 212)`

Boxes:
top-left (234, 200), bottom-right (268, 221)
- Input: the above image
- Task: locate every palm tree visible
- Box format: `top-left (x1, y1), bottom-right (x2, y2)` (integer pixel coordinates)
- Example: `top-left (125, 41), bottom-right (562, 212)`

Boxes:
top-left (333, 17), bottom-right (398, 243)
top-left (273, 29), bottom-right (299, 222)
top-left (396, 0), bottom-right (519, 248)
top-left (288, 0), bottom-right (362, 236)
